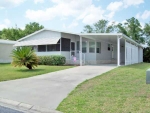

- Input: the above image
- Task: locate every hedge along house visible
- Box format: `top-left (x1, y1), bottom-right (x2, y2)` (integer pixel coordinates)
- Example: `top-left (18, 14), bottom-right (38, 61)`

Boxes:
top-left (14, 29), bottom-right (143, 66)
top-left (0, 39), bottom-right (16, 63)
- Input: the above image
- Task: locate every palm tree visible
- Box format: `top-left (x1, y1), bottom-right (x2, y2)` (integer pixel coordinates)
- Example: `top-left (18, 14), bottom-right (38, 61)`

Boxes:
top-left (11, 47), bottom-right (38, 70)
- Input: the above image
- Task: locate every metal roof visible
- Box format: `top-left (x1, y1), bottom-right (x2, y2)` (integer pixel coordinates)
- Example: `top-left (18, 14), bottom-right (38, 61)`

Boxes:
top-left (16, 28), bottom-right (144, 48)
top-left (0, 39), bottom-right (16, 44)
top-left (15, 37), bottom-right (60, 46)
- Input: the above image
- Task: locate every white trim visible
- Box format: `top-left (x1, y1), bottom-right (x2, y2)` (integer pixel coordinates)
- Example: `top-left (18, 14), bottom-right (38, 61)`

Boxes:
top-left (117, 36), bottom-right (122, 66)
top-left (80, 36), bottom-right (82, 66)
top-left (18, 28), bottom-right (78, 42)
top-left (0, 39), bottom-right (16, 44)
top-left (16, 28), bottom-right (143, 48)
top-left (60, 37), bottom-right (61, 54)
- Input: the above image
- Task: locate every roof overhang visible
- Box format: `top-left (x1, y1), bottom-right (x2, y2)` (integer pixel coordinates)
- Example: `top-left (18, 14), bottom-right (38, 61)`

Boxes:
top-left (14, 37), bottom-right (60, 46)
top-left (79, 33), bottom-right (144, 48)
top-left (0, 39), bottom-right (16, 44)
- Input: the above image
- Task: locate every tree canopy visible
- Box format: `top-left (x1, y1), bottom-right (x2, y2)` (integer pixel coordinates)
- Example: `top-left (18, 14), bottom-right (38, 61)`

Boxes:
top-left (83, 19), bottom-right (117, 33)
top-left (83, 17), bottom-right (150, 45)
top-left (0, 22), bottom-right (44, 41)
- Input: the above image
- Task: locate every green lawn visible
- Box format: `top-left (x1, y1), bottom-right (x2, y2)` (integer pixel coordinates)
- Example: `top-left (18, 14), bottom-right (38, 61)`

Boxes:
top-left (0, 64), bottom-right (74, 82)
top-left (57, 63), bottom-right (150, 113)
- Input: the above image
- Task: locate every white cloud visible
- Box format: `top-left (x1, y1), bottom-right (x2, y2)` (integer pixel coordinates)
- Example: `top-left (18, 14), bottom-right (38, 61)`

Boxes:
top-left (81, 5), bottom-right (105, 24)
top-left (136, 10), bottom-right (150, 20)
top-left (123, 0), bottom-right (144, 8)
top-left (106, 0), bottom-right (144, 19)
top-left (4, 19), bottom-right (11, 25)
top-left (141, 10), bottom-right (150, 20)
top-left (0, 0), bottom-right (26, 8)
top-left (136, 13), bottom-right (140, 19)
top-left (0, 24), bottom-right (8, 30)
top-left (106, 11), bottom-right (115, 19)
top-left (25, 0), bottom-right (105, 24)
top-left (34, 0), bottom-right (44, 4)
top-left (0, 19), bottom-right (11, 30)
top-left (68, 21), bottom-right (78, 28)
top-left (107, 1), bottom-right (123, 12)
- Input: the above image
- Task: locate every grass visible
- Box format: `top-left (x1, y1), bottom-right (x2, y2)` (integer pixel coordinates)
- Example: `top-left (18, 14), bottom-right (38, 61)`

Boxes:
top-left (57, 63), bottom-right (150, 113)
top-left (0, 64), bottom-right (74, 82)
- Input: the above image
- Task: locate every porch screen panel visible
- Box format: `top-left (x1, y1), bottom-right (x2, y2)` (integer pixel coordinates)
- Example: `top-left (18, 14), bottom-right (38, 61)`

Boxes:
top-left (61, 38), bottom-right (70, 51)
top-left (38, 45), bottom-right (46, 52)
top-left (47, 44), bottom-right (60, 51)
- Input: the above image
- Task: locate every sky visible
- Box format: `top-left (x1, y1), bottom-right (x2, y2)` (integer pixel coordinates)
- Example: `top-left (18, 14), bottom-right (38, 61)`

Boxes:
top-left (0, 0), bottom-right (150, 33)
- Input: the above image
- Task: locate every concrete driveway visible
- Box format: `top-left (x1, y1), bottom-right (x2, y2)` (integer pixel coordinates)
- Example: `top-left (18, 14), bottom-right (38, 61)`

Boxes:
top-left (0, 65), bottom-right (116, 111)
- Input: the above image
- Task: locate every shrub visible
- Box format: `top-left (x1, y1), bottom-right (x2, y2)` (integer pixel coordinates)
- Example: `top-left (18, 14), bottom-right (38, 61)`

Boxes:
top-left (38, 55), bottom-right (66, 65)
top-left (11, 47), bottom-right (38, 70)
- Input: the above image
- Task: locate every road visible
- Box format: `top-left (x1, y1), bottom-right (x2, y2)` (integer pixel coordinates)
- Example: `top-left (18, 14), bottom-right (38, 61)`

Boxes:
top-left (0, 105), bottom-right (23, 113)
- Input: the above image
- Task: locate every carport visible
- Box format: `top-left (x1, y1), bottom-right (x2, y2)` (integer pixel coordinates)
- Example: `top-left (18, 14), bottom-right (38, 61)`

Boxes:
top-left (78, 33), bottom-right (143, 66)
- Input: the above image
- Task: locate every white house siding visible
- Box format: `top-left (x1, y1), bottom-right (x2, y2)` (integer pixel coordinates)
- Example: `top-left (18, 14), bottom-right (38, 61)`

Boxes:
top-left (61, 33), bottom-right (97, 65)
top-left (61, 52), bottom-right (71, 64)
top-left (0, 44), bottom-right (14, 63)
top-left (21, 30), bottom-right (61, 42)
top-left (125, 41), bottom-right (139, 65)
top-left (35, 52), bottom-right (61, 56)
top-left (96, 41), bottom-right (117, 64)
top-left (138, 47), bottom-right (143, 63)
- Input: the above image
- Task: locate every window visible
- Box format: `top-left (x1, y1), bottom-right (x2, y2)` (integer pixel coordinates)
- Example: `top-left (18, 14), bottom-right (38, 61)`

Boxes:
top-left (77, 41), bottom-right (87, 53)
top-left (82, 42), bottom-right (86, 53)
top-left (108, 44), bottom-right (111, 51)
top-left (38, 45), bottom-right (46, 52)
top-left (96, 42), bottom-right (101, 53)
top-left (47, 44), bottom-right (60, 51)
top-left (89, 42), bottom-right (95, 53)
top-left (61, 38), bottom-right (70, 51)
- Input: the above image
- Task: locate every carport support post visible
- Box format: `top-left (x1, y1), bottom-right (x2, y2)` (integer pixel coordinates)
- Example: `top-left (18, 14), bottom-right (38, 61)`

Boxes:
top-left (80, 36), bottom-right (82, 66)
top-left (117, 36), bottom-right (121, 66)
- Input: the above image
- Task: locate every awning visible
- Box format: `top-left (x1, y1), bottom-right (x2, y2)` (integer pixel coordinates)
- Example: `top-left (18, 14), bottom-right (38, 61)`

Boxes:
top-left (14, 37), bottom-right (60, 46)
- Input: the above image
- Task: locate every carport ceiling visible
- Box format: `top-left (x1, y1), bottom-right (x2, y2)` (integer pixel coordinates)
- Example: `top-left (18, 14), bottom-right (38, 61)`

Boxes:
top-left (80, 34), bottom-right (125, 45)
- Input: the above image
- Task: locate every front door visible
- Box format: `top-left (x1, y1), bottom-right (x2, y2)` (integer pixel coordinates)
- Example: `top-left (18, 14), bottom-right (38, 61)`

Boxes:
top-left (71, 42), bottom-right (75, 57)
top-left (112, 45), bottom-right (114, 59)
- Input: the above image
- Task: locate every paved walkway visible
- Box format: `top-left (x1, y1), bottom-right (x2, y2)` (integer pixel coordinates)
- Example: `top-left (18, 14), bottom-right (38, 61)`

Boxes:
top-left (0, 65), bottom-right (116, 110)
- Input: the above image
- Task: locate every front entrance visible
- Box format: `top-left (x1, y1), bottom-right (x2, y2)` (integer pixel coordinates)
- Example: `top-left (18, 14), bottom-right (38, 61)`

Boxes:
top-left (111, 45), bottom-right (114, 59)
top-left (70, 42), bottom-right (75, 57)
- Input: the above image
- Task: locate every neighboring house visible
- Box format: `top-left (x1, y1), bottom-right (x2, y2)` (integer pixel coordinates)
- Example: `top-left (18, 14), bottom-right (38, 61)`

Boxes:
top-left (0, 39), bottom-right (16, 63)
top-left (14, 29), bottom-right (143, 66)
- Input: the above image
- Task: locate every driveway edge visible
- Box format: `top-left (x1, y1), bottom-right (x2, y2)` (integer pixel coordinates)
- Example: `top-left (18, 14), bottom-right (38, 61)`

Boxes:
top-left (0, 97), bottom-right (62, 113)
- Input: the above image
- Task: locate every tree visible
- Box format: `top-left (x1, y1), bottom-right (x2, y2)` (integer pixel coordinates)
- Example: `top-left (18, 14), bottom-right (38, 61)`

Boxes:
top-left (144, 22), bottom-right (150, 46)
top-left (0, 27), bottom-right (24, 41)
top-left (0, 22), bottom-right (44, 41)
top-left (83, 25), bottom-right (94, 33)
top-left (83, 19), bottom-right (116, 33)
top-left (117, 17), bottom-right (145, 44)
top-left (23, 22), bottom-right (44, 36)
top-left (11, 47), bottom-right (39, 70)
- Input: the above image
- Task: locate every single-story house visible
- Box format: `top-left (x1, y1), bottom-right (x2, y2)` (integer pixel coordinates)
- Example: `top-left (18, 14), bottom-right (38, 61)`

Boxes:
top-left (0, 39), bottom-right (16, 63)
top-left (14, 29), bottom-right (143, 66)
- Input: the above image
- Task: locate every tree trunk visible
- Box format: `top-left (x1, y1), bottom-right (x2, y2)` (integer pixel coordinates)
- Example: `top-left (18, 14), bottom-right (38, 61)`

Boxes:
top-left (26, 64), bottom-right (32, 70)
